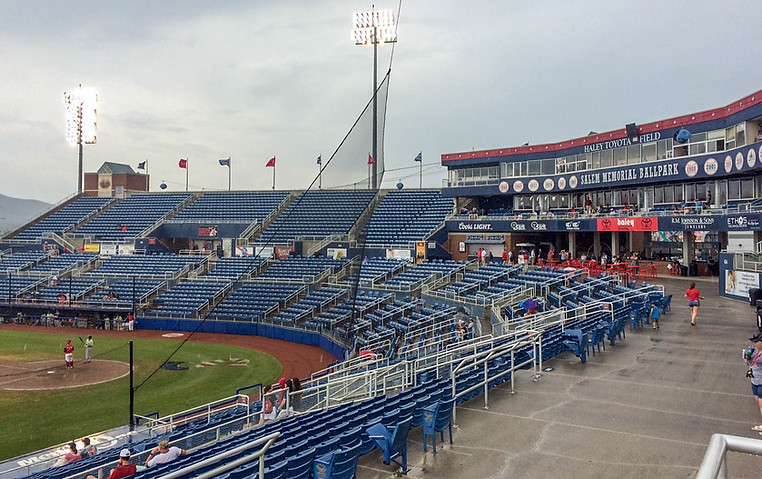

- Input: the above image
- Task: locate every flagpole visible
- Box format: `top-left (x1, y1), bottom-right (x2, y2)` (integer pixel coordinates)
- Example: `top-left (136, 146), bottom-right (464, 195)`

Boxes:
top-left (318, 156), bottom-right (322, 190)
top-left (186, 159), bottom-right (189, 192)
top-left (272, 159), bottom-right (276, 190)
top-left (419, 152), bottom-right (422, 188)
top-left (228, 157), bottom-right (232, 191)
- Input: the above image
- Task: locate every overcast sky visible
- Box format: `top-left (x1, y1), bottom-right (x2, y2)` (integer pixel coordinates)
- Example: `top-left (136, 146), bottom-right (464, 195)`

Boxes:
top-left (1, 0), bottom-right (761, 204)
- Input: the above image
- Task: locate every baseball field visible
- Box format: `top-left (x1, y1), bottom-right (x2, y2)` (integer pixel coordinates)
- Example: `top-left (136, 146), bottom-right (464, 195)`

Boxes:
top-left (0, 326), bottom-right (292, 462)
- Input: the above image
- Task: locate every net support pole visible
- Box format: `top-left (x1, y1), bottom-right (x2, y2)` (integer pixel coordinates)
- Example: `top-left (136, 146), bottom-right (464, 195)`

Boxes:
top-left (129, 340), bottom-right (134, 430)
top-left (372, 23), bottom-right (378, 190)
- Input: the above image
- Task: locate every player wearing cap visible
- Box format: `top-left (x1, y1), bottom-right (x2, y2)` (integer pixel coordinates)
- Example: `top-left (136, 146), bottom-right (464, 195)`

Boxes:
top-left (64, 340), bottom-right (74, 369)
top-left (746, 333), bottom-right (762, 433)
top-left (145, 440), bottom-right (187, 467)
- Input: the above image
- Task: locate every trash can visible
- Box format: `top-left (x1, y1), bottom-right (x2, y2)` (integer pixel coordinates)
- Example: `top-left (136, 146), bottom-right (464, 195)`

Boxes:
top-left (750, 288), bottom-right (762, 307)
top-left (680, 265), bottom-right (688, 277)
top-left (689, 262), bottom-right (698, 277)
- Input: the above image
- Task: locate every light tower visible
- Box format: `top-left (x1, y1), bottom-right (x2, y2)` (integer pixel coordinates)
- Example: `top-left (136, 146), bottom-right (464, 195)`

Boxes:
top-left (353, 7), bottom-right (397, 190)
top-left (64, 86), bottom-right (98, 194)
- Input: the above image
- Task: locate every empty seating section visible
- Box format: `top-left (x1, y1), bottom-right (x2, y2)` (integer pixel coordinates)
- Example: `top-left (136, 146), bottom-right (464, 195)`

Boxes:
top-left (204, 257), bottom-right (266, 279)
top-left (86, 255), bottom-right (207, 279)
top-left (12, 196), bottom-right (115, 241)
top-left (365, 190), bottom-right (453, 245)
top-left (171, 191), bottom-right (290, 223)
top-left (437, 264), bottom-right (520, 301)
top-left (349, 258), bottom-right (406, 286)
top-left (72, 192), bottom-right (192, 241)
top-left (0, 251), bottom-right (50, 274)
top-left (34, 278), bottom-right (104, 302)
top-left (257, 256), bottom-right (348, 283)
top-left (257, 190), bottom-right (376, 244)
top-left (269, 287), bottom-right (348, 327)
top-left (148, 280), bottom-right (232, 318)
top-left (0, 276), bottom-right (45, 299)
top-left (83, 279), bottom-right (166, 307)
top-left (209, 283), bottom-right (305, 321)
top-left (382, 260), bottom-right (465, 290)
top-left (27, 253), bottom-right (99, 276)
top-left (308, 291), bottom-right (395, 333)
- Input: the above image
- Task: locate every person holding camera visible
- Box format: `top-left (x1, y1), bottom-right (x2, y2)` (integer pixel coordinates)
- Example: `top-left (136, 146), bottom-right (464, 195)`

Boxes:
top-left (745, 333), bottom-right (762, 432)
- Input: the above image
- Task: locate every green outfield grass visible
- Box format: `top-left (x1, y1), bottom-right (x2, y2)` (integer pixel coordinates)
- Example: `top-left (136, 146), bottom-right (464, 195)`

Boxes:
top-left (0, 330), bottom-right (282, 461)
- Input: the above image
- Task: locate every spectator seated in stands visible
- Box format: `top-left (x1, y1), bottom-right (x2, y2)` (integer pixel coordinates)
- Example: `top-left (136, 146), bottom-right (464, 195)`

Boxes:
top-left (87, 449), bottom-right (136, 479)
top-left (63, 442), bottom-right (81, 464)
top-left (145, 440), bottom-right (188, 468)
top-left (81, 437), bottom-right (97, 459)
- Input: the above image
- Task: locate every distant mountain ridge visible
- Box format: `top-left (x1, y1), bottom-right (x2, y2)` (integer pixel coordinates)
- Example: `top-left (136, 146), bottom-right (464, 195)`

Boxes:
top-left (0, 193), bottom-right (52, 236)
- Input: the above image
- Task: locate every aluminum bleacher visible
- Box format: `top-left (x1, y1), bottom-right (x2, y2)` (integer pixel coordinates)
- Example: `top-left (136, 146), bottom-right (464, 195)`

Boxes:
top-left (364, 189), bottom-right (453, 245)
top-left (12, 196), bottom-right (115, 242)
top-left (256, 190), bottom-right (376, 244)
top-left (71, 192), bottom-right (192, 241)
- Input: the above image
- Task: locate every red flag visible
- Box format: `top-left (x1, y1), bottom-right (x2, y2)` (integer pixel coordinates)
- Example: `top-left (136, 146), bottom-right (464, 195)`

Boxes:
top-left (368, 154), bottom-right (376, 165)
top-left (179, 159), bottom-right (187, 168)
top-left (266, 156), bottom-right (276, 167)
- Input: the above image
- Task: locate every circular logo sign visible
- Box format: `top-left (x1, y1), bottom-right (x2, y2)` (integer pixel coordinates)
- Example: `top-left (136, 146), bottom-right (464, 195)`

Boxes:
top-left (498, 181), bottom-right (510, 194)
top-left (528, 179), bottom-right (540, 192)
top-left (685, 160), bottom-right (699, 177)
top-left (557, 177), bottom-right (567, 190)
top-left (543, 178), bottom-right (555, 191)
top-left (724, 155), bottom-right (733, 173)
top-left (735, 151), bottom-right (744, 171)
top-left (512, 180), bottom-right (524, 193)
top-left (703, 158), bottom-right (718, 176)
top-left (747, 148), bottom-right (757, 168)
top-left (569, 175), bottom-right (579, 189)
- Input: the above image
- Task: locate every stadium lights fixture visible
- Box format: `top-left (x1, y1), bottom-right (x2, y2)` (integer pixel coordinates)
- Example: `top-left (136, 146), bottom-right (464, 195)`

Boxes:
top-left (64, 85), bottom-right (98, 194)
top-left (352, 7), bottom-right (397, 190)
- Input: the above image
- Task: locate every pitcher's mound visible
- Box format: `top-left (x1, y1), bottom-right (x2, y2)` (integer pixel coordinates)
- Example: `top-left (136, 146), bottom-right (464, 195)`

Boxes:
top-left (0, 359), bottom-right (130, 391)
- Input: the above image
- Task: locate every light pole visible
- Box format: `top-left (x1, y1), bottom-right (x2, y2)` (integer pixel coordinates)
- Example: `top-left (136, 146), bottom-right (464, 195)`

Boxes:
top-left (64, 86), bottom-right (98, 195)
top-left (353, 7), bottom-right (397, 190)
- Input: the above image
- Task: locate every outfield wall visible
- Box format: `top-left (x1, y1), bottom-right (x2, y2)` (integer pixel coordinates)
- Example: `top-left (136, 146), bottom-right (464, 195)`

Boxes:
top-left (136, 317), bottom-right (347, 360)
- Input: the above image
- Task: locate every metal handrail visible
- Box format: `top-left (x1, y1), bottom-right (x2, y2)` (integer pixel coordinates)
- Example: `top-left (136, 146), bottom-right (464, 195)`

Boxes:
top-left (696, 433), bottom-right (762, 479)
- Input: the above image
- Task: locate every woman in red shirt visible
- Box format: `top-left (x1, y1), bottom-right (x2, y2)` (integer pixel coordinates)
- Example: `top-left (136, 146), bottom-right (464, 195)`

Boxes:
top-left (685, 282), bottom-right (704, 326)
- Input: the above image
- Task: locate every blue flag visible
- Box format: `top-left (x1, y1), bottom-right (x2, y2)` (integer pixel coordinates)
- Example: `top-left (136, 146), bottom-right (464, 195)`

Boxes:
top-left (414, 152), bottom-right (422, 162)
top-left (316, 155), bottom-right (322, 165)
top-left (219, 158), bottom-right (231, 167)
top-left (137, 161), bottom-right (146, 170)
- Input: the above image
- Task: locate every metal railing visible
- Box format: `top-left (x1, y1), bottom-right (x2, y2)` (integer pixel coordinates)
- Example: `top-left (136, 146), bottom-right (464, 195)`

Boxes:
top-left (696, 433), bottom-right (762, 479)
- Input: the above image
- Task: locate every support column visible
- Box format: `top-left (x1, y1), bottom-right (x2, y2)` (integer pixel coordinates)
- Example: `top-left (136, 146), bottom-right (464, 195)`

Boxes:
top-left (593, 231), bottom-right (601, 259)
top-left (683, 231), bottom-right (695, 266)
top-left (627, 232), bottom-right (634, 253)
top-left (612, 231), bottom-right (620, 257)
top-left (568, 231), bottom-right (576, 259)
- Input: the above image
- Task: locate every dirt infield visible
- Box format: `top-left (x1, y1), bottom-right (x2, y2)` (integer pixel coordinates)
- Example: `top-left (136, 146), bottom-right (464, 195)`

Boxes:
top-left (0, 358), bottom-right (130, 390)
top-left (0, 324), bottom-right (338, 389)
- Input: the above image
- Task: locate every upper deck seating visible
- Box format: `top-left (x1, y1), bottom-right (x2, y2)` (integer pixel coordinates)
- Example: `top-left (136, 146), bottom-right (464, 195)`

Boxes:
top-left (72, 192), bottom-right (192, 241)
top-left (12, 197), bottom-right (115, 242)
top-left (148, 280), bottom-right (232, 318)
top-left (170, 191), bottom-right (290, 223)
top-left (257, 190), bottom-right (376, 244)
top-left (382, 260), bottom-right (465, 290)
top-left (86, 255), bottom-right (207, 278)
top-left (257, 256), bottom-right (348, 283)
top-left (204, 257), bottom-right (266, 279)
top-left (364, 190), bottom-right (452, 245)
top-left (27, 253), bottom-right (99, 276)
top-left (208, 283), bottom-right (305, 321)
top-left (0, 251), bottom-right (50, 274)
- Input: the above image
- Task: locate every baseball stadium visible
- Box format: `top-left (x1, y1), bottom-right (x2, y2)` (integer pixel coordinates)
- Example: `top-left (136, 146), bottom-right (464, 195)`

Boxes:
top-left (2, 5), bottom-right (762, 479)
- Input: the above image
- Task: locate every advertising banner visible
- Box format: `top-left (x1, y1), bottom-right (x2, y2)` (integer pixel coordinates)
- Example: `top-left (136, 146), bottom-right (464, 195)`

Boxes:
top-left (198, 227), bottom-right (218, 237)
top-left (596, 217), bottom-right (658, 232)
top-left (725, 270), bottom-right (761, 298)
top-left (326, 248), bottom-right (347, 260)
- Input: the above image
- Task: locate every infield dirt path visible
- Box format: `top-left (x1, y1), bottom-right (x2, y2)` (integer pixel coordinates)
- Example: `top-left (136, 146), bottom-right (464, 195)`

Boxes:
top-left (0, 324), bottom-right (337, 382)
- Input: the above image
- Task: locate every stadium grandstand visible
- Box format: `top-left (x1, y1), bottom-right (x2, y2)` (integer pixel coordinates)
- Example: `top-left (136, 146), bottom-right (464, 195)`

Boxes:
top-left (1, 88), bottom-right (761, 479)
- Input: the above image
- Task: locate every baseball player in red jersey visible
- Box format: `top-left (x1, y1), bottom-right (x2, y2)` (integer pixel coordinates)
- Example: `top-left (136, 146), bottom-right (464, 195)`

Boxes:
top-left (64, 339), bottom-right (74, 369)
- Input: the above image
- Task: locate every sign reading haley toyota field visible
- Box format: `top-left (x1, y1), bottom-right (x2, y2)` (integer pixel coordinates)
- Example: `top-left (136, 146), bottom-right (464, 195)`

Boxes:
top-left (597, 217), bottom-right (658, 232)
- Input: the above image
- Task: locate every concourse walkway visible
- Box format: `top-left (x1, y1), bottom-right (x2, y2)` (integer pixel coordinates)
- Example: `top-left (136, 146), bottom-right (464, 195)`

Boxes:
top-left (357, 275), bottom-right (761, 478)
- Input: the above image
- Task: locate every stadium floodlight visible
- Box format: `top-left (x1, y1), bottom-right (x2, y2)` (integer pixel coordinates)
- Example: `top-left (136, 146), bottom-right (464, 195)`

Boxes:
top-left (64, 85), bottom-right (98, 194)
top-left (352, 7), bottom-right (397, 190)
